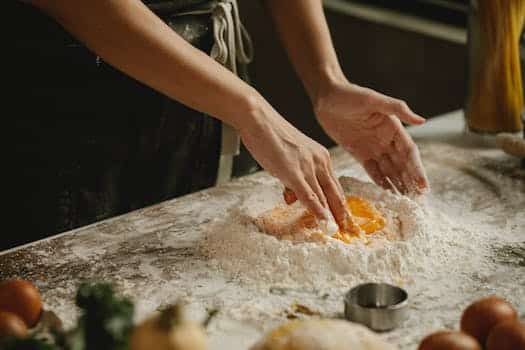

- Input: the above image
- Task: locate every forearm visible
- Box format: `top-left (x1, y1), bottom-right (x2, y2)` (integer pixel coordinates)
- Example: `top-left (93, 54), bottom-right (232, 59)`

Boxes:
top-left (30, 0), bottom-right (262, 130)
top-left (263, 0), bottom-right (346, 102)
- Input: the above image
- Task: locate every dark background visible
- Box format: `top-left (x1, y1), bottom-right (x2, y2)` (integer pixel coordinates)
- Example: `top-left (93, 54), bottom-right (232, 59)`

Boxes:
top-left (240, 0), bottom-right (469, 147)
top-left (4, 0), bottom-right (473, 250)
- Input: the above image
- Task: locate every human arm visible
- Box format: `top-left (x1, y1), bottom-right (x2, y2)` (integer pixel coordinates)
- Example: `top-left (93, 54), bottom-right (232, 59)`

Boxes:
top-left (27, 0), bottom-right (345, 225)
top-left (263, 0), bottom-right (429, 194)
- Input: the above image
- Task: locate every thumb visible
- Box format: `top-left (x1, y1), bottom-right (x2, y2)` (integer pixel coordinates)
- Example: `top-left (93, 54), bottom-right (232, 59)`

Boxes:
top-left (379, 97), bottom-right (425, 125)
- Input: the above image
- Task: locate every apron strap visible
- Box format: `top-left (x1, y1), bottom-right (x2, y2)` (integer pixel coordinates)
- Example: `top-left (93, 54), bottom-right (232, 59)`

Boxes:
top-left (173, 0), bottom-right (253, 185)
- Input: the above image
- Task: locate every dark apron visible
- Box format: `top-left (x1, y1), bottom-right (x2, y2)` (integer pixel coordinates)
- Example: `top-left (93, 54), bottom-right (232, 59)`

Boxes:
top-left (5, 0), bottom-right (258, 250)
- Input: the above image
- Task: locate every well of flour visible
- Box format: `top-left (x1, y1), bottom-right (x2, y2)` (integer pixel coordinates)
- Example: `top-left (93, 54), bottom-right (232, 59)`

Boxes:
top-left (198, 171), bottom-right (511, 348)
top-left (201, 176), bottom-right (451, 287)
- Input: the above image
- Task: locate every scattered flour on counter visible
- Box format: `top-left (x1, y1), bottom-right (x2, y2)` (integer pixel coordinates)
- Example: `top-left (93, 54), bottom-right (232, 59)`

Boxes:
top-left (196, 174), bottom-right (513, 349)
top-left (199, 177), bottom-right (491, 289)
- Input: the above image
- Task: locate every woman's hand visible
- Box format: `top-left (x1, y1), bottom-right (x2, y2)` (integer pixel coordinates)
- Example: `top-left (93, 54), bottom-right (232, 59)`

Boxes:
top-left (239, 96), bottom-right (347, 228)
top-left (314, 80), bottom-right (429, 194)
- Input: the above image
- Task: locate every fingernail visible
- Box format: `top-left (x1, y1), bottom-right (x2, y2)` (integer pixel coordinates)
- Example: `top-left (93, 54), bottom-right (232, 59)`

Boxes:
top-left (417, 177), bottom-right (428, 188)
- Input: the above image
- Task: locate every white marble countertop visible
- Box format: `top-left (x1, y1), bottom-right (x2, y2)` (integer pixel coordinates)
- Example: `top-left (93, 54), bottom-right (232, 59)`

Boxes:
top-left (1, 110), bottom-right (524, 349)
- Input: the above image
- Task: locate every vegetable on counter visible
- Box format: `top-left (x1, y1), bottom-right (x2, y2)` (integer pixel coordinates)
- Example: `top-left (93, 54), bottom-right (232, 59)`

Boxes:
top-left (0, 279), bottom-right (43, 327)
top-left (0, 281), bottom-right (134, 350)
top-left (130, 303), bottom-right (207, 350)
top-left (69, 282), bottom-right (135, 350)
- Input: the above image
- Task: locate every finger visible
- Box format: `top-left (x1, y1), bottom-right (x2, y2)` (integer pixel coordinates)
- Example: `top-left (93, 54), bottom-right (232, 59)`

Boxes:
top-left (318, 164), bottom-right (347, 228)
top-left (378, 154), bottom-right (407, 193)
top-left (391, 131), bottom-right (429, 192)
top-left (390, 148), bottom-right (426, 194)
top-left (378, 96), bottom-right (425, 125)
top-left (283, 187), bottom-right (297, 205)
top-left (292, 179), bottom-right (328, 221)
top-left (407, 148), bottom-right (429, 193)
top-left (327, 163), bottom-right (345, 198)
top-left (305, 169), bottom-right (329, 210)
top-left (387, 141), bottom-right (416, 193)
top-left (363, 159), bottom-right (389, 189)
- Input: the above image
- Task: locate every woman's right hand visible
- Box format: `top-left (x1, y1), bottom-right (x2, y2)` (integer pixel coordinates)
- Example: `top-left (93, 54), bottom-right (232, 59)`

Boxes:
top-left (238, 96), bottom-right (348, 229)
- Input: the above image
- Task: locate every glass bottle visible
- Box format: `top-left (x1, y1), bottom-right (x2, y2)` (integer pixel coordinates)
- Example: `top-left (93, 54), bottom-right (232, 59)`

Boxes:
top-left (465, 0), bottom-right (525, 134)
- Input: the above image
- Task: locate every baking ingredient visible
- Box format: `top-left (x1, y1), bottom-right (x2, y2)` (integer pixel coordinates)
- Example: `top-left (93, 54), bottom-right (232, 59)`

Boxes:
top-left (130, 303), bottom-right (207, 350)
top-left (254, 194), bottom-right (387, 244)
top-left (418, 331), bottom-right (481, 350)
top-left (343, 196), bottom-right (386, 234)
top-left (0, 279), bottom-right (43, 327)
top-left (71, 282), bottom-right (134, 350)
top-left (460, 296), bottom-right (518, 345)
top-left (250, 319), bottom-right (396, 350)
top-left (0, 311), bottom-right (28, 340)
top-left (203, 176), bottom-right (426, 286)
top-left (466, 1), bottom-right (525, 132)
top-left (2, 282), bottom-right (135, 350)
top-left (12, 144), bottom-right (525, 350)
top-left (486, 320), bottom-right (525, 350)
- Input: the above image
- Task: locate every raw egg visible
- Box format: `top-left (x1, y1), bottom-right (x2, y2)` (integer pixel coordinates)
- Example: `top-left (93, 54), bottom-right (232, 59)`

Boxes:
top-left (0, 279), bottom-right (43, 327)
top-left (486, 320), bottom-right (525, 350)
top-left (0, 310), bottom-right (28, 340)
top-left (256, 195), bottom-right (386, 244)
top-left (332, 196), bottom-right (386, 243)
top-left (460, 296), bottom-right (517, 345)
top-left (418, 331), bottom-right (481, 350)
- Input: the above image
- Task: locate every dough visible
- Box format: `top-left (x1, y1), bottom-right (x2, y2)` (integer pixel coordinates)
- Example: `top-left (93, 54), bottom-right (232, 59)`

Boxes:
top-left (250, 319), bottom-right (397, 350)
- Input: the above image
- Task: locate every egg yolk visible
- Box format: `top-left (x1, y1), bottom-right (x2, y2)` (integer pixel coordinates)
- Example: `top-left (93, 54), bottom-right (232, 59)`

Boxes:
top-left (332, 196), bottom-right (386, 243)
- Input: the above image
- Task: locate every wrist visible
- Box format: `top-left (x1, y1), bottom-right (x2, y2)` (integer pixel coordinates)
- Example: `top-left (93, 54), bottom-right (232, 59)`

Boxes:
top-left (308, 65), bottom-right (348, 109)
top-left (234, 88), bottom-right (270, 134)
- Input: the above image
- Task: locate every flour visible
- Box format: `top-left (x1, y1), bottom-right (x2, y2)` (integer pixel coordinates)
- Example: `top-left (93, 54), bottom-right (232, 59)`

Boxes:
top-left (197, 170), bottom-right (521, 348)
top-left (200, 177), bottom-right (482, 288)
top-left (15, 144), bottom-right (523, 350)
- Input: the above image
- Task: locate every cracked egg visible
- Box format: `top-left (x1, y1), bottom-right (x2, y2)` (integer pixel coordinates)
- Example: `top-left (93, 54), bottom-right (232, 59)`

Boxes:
top-left (254, 196), bottom-right (386, 244)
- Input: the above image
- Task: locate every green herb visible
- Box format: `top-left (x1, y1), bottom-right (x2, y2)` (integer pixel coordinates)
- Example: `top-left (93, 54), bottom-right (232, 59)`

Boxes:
top-left (72, 282), bottom-right (134, 350)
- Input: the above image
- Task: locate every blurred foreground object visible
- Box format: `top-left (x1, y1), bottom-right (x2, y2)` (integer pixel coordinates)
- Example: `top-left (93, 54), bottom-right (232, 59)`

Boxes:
top-left (250, 319), bottom-right (396, 350)
top-left (130, 303), bottom-right (207, 350)
top-left (466, 0), bottom-right (525, 133)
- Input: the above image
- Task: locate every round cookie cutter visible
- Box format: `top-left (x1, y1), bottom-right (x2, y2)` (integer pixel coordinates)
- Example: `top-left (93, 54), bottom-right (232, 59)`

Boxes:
top-left (344, 282), bottom-right (408, 331)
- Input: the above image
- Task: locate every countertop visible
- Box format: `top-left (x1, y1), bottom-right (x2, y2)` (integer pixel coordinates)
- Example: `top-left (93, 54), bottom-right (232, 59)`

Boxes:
top-left (1, 110), bottom-right (524, 349)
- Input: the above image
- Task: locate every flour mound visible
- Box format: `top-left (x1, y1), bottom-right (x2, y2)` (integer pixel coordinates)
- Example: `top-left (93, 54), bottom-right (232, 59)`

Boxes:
top-left (339, 176), bottom-right (423, 240)
top-left (200, 177), bottom-right (433, 287)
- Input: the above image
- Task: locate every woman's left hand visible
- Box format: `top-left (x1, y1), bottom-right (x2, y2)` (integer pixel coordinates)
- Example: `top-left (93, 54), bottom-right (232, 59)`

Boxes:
top-left (314, 80), bottom-right (429, 194)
